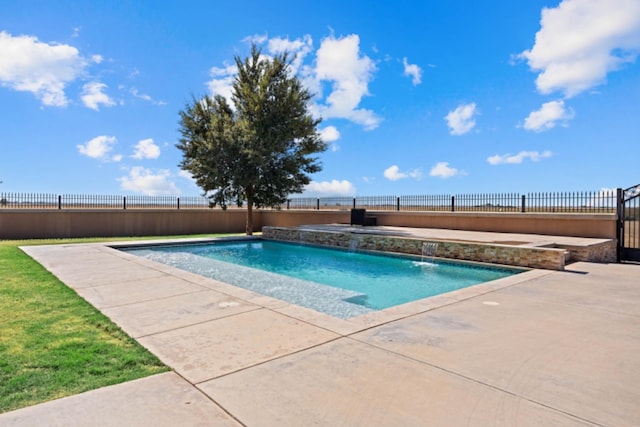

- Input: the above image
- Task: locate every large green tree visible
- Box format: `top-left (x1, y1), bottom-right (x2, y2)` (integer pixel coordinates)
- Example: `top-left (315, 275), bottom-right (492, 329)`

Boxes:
top-left (177, 45), bottom-right (326, 235)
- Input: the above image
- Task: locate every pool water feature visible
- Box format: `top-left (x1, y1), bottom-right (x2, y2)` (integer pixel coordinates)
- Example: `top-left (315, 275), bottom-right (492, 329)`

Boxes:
top-left (421, 241), bottom-right (439, 264)
top-left (122, 240), bottom-right (522, 319)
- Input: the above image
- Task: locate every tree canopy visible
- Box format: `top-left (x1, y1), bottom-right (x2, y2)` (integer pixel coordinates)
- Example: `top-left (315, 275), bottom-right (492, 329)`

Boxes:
top-left (177, 45), bottom-right (326, 235)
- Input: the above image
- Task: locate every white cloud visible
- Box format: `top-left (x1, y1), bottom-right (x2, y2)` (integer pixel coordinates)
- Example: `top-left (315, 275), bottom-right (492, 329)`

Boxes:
top-left (209, 35), bottom-right (314, 102)
top-left (267, 34), bottom-right (313, 75)
top-left (207, 63), bottom-right (237, 102)
top-left (243, 33), bottom-right (268, 45)
top-left (383, 165), bottom-right (423, 181)
top-left (267, 35), bottom-right (311, 54)
top-left (130, 88), bottom-right (151, 101)
top-left (81, 81), bottom-right (115, 110)
top-left (445, 103), bottom-right (477, 135)
top-left (130, 87), bottom-right (166, 105)
top-left (206, 33), bottom-right (382, 131)
top-left (518, 0), bottom-right (640, 97)
top-left (429, 162), bottom-right (464, 179)
top-left (312, 34), bottom-right (381, 130)
top-left (320, 126), bottom-right (341, 151)
top-left (586, 187), bottom-right (617, 207)
top-left (523, 100), bottom-right (574, 132)
top-left (304, 179), bottom-right (356, 196)
top-left (383, 165), bottom-right (403, 181)
top-left (118, 167), bottom-right (180, 195)
top-left (0, 31), bottom-right (88, 107)
top-left (178, 169), bottom-right (196, 183)
top-left (77, 135), bottom-right (121, 161)
top-left (319, 126), bottom-right (340, 143)
top-left (402, 57), bottom-right (422, 85)
top-left (487, 150), bottom-right (553, 165)
top-left (132, 138), bottom-right (161, 159)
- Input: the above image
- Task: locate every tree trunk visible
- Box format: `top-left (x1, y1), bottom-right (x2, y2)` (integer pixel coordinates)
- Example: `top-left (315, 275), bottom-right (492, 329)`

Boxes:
top-left (245, 191), bottom-right (254, 236)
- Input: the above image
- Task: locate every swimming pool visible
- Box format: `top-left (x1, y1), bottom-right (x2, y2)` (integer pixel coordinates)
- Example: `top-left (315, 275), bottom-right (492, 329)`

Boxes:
top-left (122, 239), bottom-right (523, 318)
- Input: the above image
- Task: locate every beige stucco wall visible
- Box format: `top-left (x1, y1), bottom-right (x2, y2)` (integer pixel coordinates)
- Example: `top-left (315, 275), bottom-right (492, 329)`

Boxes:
top-left (261, 210), bottom-right (616, 239)
top-left (371, 211), bottom-right (616, 239)
top-left (0, 209), bottom-right (616, 239)
top-left (259, 210), bottom-right (350, 228)
top-left (0, 210), bottom-right (249, 239)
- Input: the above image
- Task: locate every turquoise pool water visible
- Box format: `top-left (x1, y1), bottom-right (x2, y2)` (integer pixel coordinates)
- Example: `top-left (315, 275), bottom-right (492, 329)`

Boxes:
top-left (123, 239), bottom-right (522, 318)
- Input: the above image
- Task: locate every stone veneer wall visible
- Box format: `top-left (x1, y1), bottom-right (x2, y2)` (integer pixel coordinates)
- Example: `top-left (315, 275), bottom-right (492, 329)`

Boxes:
top-left (561, 241), bottom-right (617, 263)
top-left (262, 226), bottom-right (567, 270)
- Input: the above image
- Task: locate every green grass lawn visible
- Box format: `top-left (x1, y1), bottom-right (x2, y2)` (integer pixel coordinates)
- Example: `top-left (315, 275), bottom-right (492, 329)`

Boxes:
top-left (0, 235), bottom-right (232, 413)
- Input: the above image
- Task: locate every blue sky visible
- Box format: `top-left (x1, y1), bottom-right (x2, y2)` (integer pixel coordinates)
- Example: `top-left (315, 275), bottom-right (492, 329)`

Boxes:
top-left (1, 0), bottom-right (639, 197)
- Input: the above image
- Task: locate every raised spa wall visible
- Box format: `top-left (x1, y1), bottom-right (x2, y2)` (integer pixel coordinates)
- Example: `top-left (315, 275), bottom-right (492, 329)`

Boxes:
top-left (262, 226), bottom-right (617, 271)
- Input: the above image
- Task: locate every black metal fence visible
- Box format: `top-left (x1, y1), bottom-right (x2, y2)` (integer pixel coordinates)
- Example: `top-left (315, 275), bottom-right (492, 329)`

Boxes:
top-left (0, 190), bottom-right (617, 214)
top-left (283, 191), bottom-right (617, 213)
top-left (0, 193), bottom-right (213, 210)
top-left (618, 184), bottom-right (640, 262)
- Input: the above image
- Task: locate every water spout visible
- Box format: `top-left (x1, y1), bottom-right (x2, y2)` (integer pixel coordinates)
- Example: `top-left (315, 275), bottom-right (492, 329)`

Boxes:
top-left (349, 235), bottom-right (360, 252)
top-left (421, 242), bottom-right (439, 263)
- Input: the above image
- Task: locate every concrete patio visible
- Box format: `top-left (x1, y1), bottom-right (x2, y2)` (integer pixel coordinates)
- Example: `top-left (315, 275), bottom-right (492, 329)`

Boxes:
top-left (2, 229), bottom-right (639, 426)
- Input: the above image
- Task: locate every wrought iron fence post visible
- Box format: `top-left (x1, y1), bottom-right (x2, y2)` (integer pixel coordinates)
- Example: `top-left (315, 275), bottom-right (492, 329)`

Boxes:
top-left (521, 195), bottom-right (526, 213)
top-left (58, 195), bottom-right (62, 210)
top-left (123, 196), bottom-right (127, 210)
top-left (316, 198), bottom-right (320, 210)
top-left (177, 197), bottom-right (180, 210)
top-left (397, 197), bottom-right (400, 211)
top-left (451, 196), bottom-right (455, 212)
top-left (616, 188), bottom-right (623, 262)
top-left (287, 199), bottom-right (290, 210)
top-left (353, 198), bottom-right (356, 209)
